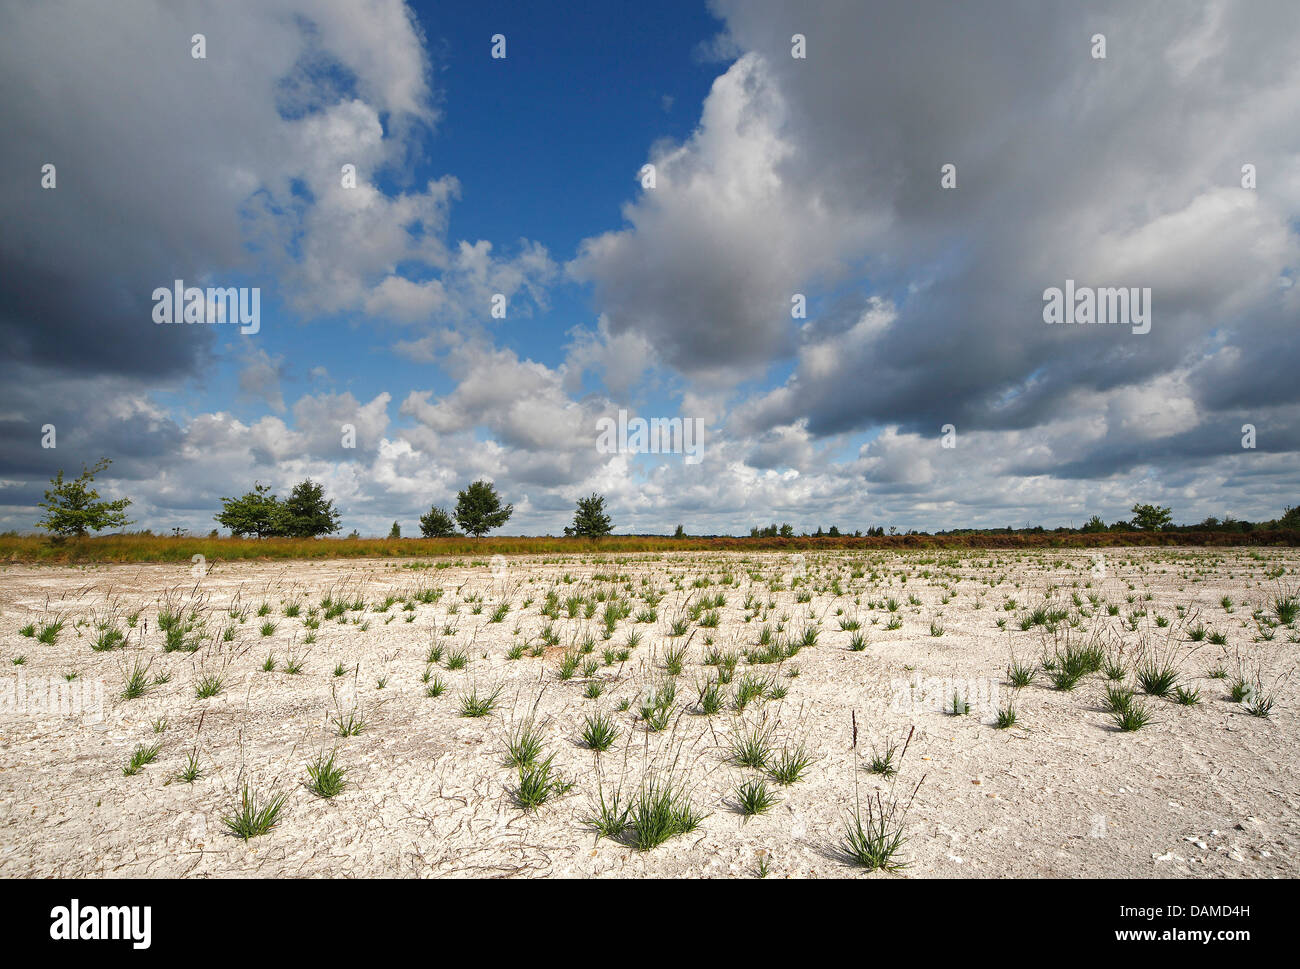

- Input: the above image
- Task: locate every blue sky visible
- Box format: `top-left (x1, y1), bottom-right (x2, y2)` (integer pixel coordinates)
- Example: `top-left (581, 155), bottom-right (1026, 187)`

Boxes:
top-left (190, 0), bottom-right (728, 439)
top-left (1, 0), bottom-right (1297, 536)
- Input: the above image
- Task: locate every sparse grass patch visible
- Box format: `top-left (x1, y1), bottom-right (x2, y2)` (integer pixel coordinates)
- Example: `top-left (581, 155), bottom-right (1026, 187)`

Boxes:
top-left (305, 750), bottom-right (347, 798)
top-left (221, 784), bottom-right (288, 841)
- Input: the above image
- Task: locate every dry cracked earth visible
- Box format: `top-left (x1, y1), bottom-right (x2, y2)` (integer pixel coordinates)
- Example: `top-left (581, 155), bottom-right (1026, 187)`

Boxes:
top-left (1, 547), bottom-right (1296, 878)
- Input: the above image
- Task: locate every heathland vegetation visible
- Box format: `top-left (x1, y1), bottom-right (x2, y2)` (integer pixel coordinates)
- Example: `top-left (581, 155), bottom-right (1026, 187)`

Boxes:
top-left (10, 457), bottom-right (1298, 563)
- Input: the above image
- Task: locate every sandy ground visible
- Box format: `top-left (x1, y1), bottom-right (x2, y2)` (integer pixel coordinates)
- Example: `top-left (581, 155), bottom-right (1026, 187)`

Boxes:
top-left (0, 547), bottom-right (1296, 878)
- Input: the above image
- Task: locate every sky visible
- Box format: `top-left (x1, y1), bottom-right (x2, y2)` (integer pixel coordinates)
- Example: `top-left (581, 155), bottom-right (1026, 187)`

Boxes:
top-left (1, 0), bottom-right (1298, 537)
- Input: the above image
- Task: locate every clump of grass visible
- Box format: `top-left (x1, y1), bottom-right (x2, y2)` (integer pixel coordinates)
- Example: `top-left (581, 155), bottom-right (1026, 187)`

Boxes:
top-left (1101, 654), bottom-right (1128, 682)
top-left (1007, 658), bottom-right (1036, 687)
top-left (221, 784), bottom-right (288, 841)
top-left (425, 675), bottom-right (447, 698)
top-left (120, 657), bottom-right (154, 700)
top-left (733, 778), bottom-right (779, 817)
top-left (504, 718), bottom-right (546, 768)
top-left (305, 750), bottom-right (347, 798)
top-left (1135, 656), bottom-right (1178, 697)
top-left (734, 673), bottom-right (770, 711)
top-left (1112, 702), bottom-right (1151, 731)
top-left (1172, 685), bottom-right (1201, 706)
top-left (92, 627), bottom-right (126, 652)
top-left (333, 708), bottom-right (366, 737)
top-left (728, 721), bottom-right (775, 770)
top-left (512, 752), bottom-right (574, 812)
top-left (1045, 635), bottom-right (1105, 691)
top-left (174, 749), bottom-right (203, 784)
top-left (1272, 589), bottom-right (1298, 627)
top-left (639, 681), bottom-right (677, 731)
top-left (626, 778), bottom-right (708, 851)
top-left (1244, 693), bottom-right (1274, 718)
top-left (580, 711), bottom-right (619, 751)
top-left (697, 676), bottom-right (725, 715)
top-left (866, 737), bottom-right (903, 777)
top-left (584, 788), bottom-right (630, 840)
top-left (1103, 682), bottom-right (1135, 714)
top-left (122, 741), bottom-right (162, 776)
top-left (194, 673), bottom-right (225, 699)
top-left (36, 618), bottom-right (66, 645)
top-left (459, 684), bottom-right (503, 718)
top-left (840, 779), bottom-right (924, 872)
top-left (993, 704), bottom-right (1017, 729)
top-left (848, 631), bottom-right (868, 652)
top-left (768, 744), bottom-right (811, 785)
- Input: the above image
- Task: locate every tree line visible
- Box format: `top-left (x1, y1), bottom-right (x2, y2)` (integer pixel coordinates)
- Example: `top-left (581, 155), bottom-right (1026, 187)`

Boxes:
top-left (30, 458), bottom-right (1300, 538)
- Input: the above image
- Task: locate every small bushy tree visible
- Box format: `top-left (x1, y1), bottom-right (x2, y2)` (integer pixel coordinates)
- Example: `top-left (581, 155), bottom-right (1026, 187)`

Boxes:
top-left (215, 479), bottom-right (341, 538)
top-left (37, 458), bottom-right (133, 537)
top-left (454, 480), bottom-right (512, 537)
top-left (1130, 503), bottom-right (1172, 531)
top-left (388, 521), bottom-right (401, 539)
top-left (566, 493), bottom-right (612, 537)
top-left (215, 483), bottom-right (281, 538)
top-left (419, 505), bottom-right (457, 537)
top-left (278, 479), bottom-right (341, 538)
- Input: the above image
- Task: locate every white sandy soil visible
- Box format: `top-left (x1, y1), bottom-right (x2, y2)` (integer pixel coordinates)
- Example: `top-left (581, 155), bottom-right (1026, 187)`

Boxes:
top-left (0, 548), bottom-right (1295, 877)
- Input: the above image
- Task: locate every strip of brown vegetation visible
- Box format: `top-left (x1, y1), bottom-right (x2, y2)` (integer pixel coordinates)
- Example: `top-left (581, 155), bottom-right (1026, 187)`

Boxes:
top-left (1, 530), bottom-right (1296, 563)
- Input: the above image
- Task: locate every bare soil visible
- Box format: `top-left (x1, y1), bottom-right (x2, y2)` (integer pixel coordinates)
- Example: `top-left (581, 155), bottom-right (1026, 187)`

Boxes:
top-left (0, 548), bottom-right (1295, 877)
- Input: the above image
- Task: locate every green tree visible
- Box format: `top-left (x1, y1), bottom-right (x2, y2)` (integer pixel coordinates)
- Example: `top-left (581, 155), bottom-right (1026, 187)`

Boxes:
top-left (673, 523), bottom-right (686, 538)
top-left (566, 493), bottom-right (612, 537)
top-left (36, 457), bottom-right (133, 537)
top-left (1280, 505), bottom-right (1300, 530)
top-left (1081, 515), bottom-right (1107, 533)
top-left (214, 482), bottom-right (281, 538)
top-left (1130, 503), bottom-right (1173, 531)
top-left (277, 479), bottom-right (342, 538)
top-left (388, 521), bottom-right (401, 539)
top-left (418, 505), bottom-right (457, 537)
top-left (454, 480), bottom-right (513, 537)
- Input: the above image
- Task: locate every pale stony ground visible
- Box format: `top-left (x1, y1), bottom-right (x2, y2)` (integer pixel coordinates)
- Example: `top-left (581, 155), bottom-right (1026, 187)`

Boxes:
top-left (0, 547), bottom-right (1296, 878)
